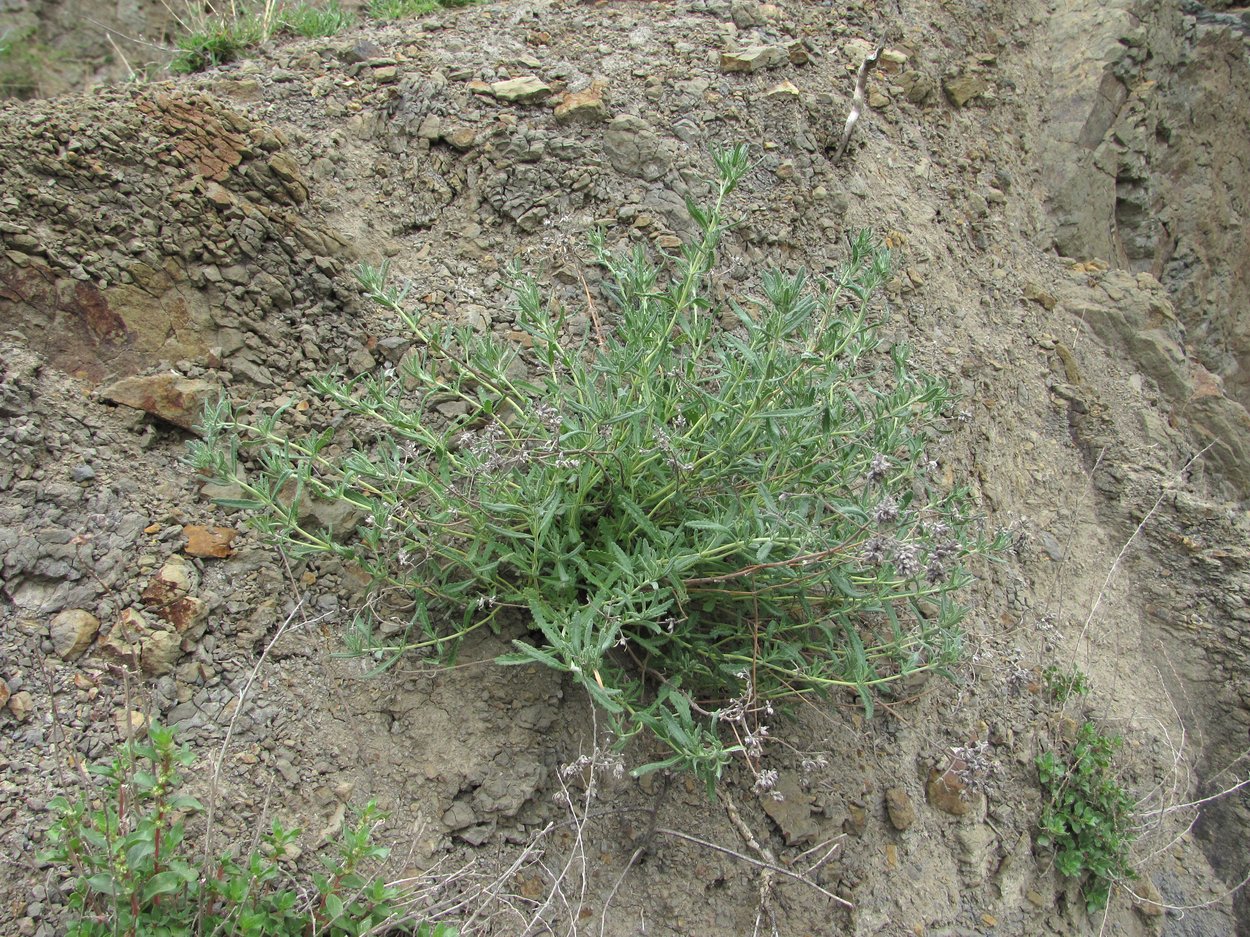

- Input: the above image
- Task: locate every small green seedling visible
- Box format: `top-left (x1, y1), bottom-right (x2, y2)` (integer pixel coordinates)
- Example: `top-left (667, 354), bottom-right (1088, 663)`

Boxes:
top-left (1037, 720), bottom-right (1137, 914)
top-left (42, 723), bottom-right (447, 935)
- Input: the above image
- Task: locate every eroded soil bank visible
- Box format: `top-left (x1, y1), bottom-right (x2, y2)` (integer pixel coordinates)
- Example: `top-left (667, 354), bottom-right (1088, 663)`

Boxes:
top-left (2, 1), bottom-right (1249, 934)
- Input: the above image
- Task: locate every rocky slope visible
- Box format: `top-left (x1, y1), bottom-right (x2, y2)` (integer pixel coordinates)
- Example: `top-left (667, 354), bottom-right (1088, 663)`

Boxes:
top-left (2, 1), bottom-right (1249, 935)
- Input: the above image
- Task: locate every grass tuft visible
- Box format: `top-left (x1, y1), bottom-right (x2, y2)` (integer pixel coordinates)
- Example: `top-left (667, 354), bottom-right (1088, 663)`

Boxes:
top-left (279, 1), bottom-right (355, 39)
top-left (167, 0), bottom-right (475, 74)
top-left (170, 18), bottom-right (264, 74)
top-left (368, 0), bottom-right (478, 20)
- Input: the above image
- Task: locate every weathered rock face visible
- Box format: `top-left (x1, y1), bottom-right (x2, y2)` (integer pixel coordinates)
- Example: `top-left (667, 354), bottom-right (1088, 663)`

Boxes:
top-left (0, 86), bottom-right (368, 391)
top-left (1038, 1), bottom-right (1174, 268)
top-left (1038, 0), bottom-right (1250, 438)
top-left (1153, 23), bottom-right (1250, 407)
top-left (1036, 6), bottom-right (1250, 920)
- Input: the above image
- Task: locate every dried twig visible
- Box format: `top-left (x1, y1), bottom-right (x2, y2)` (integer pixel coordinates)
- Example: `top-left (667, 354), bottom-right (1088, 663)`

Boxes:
top-left (655, 813), bottom-right (853, 910)
top-left (105, 32), bottom-right (138, 82)
top-left (1075, 445), bottom-right (1210, 650)
top-left (199, 600), bottom-right (323, 873)
top-left (724, 793), bottom-right (778, 935)
top-left (833, 43), bottom-right (883, 163)
top-left (32, 642), bottom-right (72, 790)
top-left (570, 250), bottom-right (607, 352)
top-left (788, 834), bottom-right (844, 872)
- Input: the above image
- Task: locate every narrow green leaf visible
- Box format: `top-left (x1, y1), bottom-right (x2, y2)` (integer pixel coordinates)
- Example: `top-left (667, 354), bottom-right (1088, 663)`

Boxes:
top-left (210, 497), bottom-right (266, 511)
top-left (498, 642), bottom-right (568, 671)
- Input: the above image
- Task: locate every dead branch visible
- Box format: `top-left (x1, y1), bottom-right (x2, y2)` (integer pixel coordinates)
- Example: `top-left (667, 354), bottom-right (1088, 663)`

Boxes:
top-left (833, 44), bottom-right (884, 163)
top-left (655, 803), bottom-right (853, 911)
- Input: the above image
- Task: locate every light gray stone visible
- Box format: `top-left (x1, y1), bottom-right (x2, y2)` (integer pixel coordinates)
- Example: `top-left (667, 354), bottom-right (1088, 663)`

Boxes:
top-left (603, 115), bottom-right (671, 181)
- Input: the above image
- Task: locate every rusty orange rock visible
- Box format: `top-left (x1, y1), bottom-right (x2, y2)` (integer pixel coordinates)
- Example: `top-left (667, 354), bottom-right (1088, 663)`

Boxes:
top-left (183, 524), bottom-right (237, 557)
top-left (554, 84), bottom-right (608, 125)
top-left (157, 596), bottom-right (208, 636)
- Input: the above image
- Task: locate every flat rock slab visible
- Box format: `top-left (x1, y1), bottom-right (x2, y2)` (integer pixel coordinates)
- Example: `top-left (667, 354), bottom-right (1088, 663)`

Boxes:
top-left (761, 774), bottom-right (821, 845)
top-left (490, 76), bottom-right (551, 103)
top-left (100, 374), bottom-right (216, 431)
top-left (721, 45), bottom-right (790, 73)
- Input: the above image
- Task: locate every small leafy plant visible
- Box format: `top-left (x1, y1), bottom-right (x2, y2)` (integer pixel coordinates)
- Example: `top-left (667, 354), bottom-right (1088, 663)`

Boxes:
top-left (191, 145), bottom-right (1005, 791)
top-left (170, 16), bottom-right (265, 74)
top-left (1036, 721), bottom-right (1137, 914)
top-left (42, 723), bottom-right (444, 936)
top-left (1042, 664), bottom-right (1089, 703)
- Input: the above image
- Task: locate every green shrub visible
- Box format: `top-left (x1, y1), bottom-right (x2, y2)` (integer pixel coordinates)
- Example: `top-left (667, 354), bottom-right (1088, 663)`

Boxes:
top-left (42, 723), bottom-right (447, 936)
top-left (1037, 721), bottom-right (1137, 913)
top-left (191, 145), bottom-right (1005, 792)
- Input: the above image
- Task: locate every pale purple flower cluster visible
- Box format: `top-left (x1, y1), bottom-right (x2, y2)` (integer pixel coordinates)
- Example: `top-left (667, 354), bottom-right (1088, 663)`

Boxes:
top-left (862, 535), bottom-right (892, 566)
top-left (753, 769), bottom-right (779, 796)
top-left (893, 543), bottom-right (921, 578)
top-left (859, 533), bottom-right (955, 585)
top-left (652, 421), bottom-right (694, 472)
top-left (456, 404), bottom-right (574, 473)
top-left (866, 452), bottom-right (890, 483)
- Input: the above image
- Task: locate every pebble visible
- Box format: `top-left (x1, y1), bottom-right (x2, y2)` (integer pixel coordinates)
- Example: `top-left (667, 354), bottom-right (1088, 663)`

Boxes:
top-left (554, 84), bottom-right (609, 124)
top-left (927, 762), bottom-right (976, 816)
top-left (943, 73), bottom-right (990, 107)
top-left (48, 608), bottom-right (100, 660)
top-left (7, 691), bottom-right (33, 722)
top-left (885, 786), bottom-right (916, 831)
top-left (140, 630), bottom-right (180, 676)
